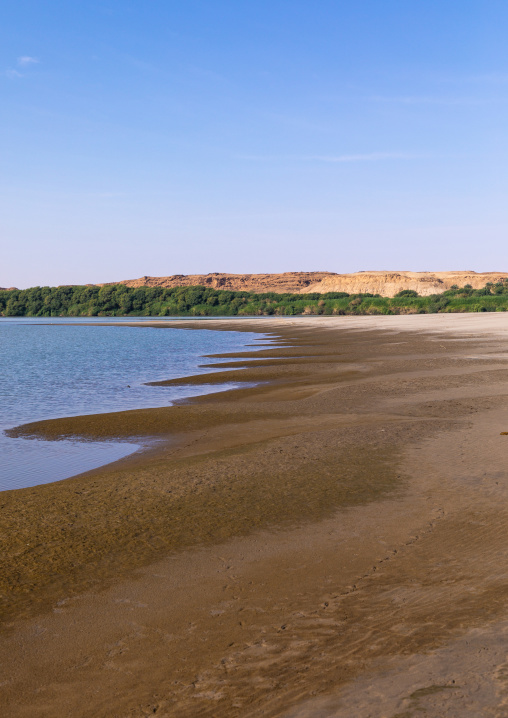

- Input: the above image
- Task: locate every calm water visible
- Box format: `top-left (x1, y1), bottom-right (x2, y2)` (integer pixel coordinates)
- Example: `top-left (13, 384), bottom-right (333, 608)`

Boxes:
top-left (0, 319), bottom-right (266, 492)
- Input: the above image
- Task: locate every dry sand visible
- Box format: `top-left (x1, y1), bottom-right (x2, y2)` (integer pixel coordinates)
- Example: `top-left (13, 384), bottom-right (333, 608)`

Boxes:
top-left (2, 314), bottom-right (508, 716)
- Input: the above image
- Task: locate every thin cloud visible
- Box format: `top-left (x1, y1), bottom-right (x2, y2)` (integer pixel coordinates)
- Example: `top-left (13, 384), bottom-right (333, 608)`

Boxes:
top-left (17, 56), bottom-right (39, 66)
top-left (310, 152), bottom-right (424, 162)
top-left (441, 72), bottom-right (508, 86)
top-left (4, 56), bottom-right (40, 78)
top-left (237, 152), bottom-right (424, 163)
top-left (370, 94), bottom-right (499, 106)
top-left (4, 69), bottom-right (23, 79)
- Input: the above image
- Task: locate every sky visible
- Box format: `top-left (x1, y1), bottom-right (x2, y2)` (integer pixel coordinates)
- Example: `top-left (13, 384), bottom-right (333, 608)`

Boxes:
top-left (2, 1), bottom-right (508, 288)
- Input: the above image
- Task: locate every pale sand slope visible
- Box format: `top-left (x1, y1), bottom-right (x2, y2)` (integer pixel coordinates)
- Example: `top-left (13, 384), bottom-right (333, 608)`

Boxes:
top-left (117, 270), bottom-right (508, 296)
top-left (278, 310), bottom-right (508, 335)
top-left (4, 314), bottom-right (508, 717)
top-left (303, 270), bottom-right (508, 296)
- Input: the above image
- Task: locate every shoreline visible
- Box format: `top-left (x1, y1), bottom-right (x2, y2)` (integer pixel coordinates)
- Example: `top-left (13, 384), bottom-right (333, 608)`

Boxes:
top-left (3, 315), bottom-right (508, 716)
top-left (0, 320), bottom-right (275, 492)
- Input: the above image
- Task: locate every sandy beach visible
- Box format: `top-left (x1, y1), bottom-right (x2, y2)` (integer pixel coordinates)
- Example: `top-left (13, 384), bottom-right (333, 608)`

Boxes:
top-left (3, 313), bottom-right (508, 717)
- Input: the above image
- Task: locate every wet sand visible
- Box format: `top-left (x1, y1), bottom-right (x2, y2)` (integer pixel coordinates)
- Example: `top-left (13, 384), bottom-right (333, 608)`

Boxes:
top-left (3, 314), bottom-right (508, 716)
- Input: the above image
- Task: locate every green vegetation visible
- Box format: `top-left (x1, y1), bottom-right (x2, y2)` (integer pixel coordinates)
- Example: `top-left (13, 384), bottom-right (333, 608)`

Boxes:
top-left (2, 280), bottom-right (508, 317)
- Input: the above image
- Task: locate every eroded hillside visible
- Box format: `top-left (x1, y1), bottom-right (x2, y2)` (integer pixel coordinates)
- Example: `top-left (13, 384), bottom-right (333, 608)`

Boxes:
top-left (117, 271), bottom-right (508, 297)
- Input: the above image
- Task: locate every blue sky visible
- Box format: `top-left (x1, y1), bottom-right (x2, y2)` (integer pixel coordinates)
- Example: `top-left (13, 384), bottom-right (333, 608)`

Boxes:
top-left (2, 1), bottom-right (508, 287)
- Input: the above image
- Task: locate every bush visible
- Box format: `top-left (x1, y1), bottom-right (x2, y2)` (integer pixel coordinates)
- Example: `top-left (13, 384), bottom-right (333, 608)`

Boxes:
top-left (394, 289), bottom-right (419, 298)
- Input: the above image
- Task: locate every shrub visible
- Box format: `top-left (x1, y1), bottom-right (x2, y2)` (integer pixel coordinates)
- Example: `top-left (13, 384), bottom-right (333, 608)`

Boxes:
top-left (394, 289), bottom-right (419, 298)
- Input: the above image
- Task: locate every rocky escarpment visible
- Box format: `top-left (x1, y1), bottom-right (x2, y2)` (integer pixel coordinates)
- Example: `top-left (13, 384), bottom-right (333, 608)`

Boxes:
top-left (116, 271), bottom-right (508, 297)
top-left (117, 272), bottom-right (335, 293)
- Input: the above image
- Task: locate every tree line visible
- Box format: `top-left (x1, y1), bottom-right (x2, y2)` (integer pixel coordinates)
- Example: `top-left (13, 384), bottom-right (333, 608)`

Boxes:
top-left (1, 281), bottom-right (508, 317)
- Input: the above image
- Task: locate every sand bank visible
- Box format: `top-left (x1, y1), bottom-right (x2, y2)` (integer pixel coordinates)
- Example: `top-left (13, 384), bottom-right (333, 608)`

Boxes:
top-left (3, 314), bottom-right (508, 716)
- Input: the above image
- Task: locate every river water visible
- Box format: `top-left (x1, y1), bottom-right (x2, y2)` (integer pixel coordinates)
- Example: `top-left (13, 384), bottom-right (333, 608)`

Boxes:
top-left (0, 318), bottom-right (265, 491)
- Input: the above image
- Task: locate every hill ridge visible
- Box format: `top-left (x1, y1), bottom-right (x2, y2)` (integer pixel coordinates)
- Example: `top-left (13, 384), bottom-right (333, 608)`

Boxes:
top-left (116, 271), bottom-right (508, 297)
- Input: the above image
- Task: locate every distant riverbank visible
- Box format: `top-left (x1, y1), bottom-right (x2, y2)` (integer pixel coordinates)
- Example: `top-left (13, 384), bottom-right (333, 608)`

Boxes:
top-left (2, 278), bottom-right (508, 318)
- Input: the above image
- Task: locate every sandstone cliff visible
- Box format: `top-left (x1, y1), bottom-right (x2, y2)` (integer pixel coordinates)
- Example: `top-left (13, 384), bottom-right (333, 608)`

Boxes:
top-left (117, 271), bottom-right (508, 298)
top-left (118, 272), bottom-right (335, 293)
